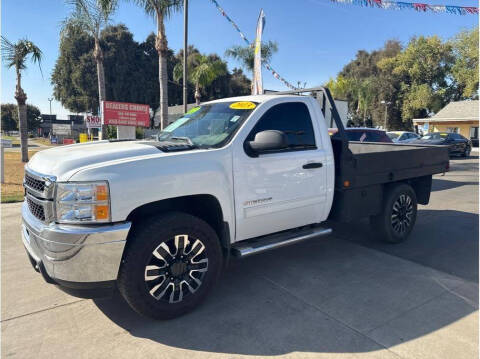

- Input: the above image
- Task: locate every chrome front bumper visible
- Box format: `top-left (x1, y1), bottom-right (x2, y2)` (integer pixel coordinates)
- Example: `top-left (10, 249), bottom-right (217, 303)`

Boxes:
top-left (21, 201), bottom-right (131, 284)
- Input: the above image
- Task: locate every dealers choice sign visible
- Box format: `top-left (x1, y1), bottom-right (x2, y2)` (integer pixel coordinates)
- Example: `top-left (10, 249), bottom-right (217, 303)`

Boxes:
top-left (102, 101), bottom-right (150, 127)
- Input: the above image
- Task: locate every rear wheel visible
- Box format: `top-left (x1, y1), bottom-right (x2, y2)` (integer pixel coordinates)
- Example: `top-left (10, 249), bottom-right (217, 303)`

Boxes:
top-left (118, 212), bottom-right (223, 320)
top-left (370, 183), bottom-right (417, 243)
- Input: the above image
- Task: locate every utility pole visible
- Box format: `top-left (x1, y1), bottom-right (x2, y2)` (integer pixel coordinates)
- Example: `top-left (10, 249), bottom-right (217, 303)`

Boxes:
top-left (183, 0), bottom-right (189, 114)
top-left (381, 100), bottom-right (391, 130)
top-left (48, 98), bottom-right (53, 115)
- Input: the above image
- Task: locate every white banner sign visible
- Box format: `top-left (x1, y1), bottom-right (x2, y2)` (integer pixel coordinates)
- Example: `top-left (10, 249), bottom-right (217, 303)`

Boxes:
top-left (252, 9), bottom-right (265, 95)
top-left (86, 115), bottom-right (102, 128)
top-left (52, 124), bottom-right (71, 135)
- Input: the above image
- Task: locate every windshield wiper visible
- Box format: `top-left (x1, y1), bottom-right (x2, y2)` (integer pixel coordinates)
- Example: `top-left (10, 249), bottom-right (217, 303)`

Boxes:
top-left (170, 136), bottom-right (195, 146)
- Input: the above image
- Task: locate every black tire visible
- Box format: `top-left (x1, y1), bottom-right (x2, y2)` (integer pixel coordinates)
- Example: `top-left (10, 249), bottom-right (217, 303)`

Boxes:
top-left (463, 146), bottom-right (471, 157)
top-left (118, 212), bottom-right (223, 320)
top-left (370, 183), bottom-right (417, 243)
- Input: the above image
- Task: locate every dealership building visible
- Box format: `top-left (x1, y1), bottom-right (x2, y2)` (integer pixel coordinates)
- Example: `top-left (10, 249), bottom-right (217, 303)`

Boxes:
top-left (39, 114), bottom-right (87, 141)
top-left (413, 100), bottom-right (479, 146)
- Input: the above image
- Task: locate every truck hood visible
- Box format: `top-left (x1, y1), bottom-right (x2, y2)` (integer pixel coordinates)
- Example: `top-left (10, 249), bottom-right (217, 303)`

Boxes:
top-left (27, 140), bottom-right (162, 180)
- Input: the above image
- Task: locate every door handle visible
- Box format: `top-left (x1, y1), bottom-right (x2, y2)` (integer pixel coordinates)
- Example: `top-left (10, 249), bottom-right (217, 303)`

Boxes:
top-left (303, 162), bottom-right (323, 169)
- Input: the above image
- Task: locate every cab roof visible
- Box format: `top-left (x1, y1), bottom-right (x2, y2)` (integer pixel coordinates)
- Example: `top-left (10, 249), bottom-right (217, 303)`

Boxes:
top-left (204, 94), bottom-right (302, 105)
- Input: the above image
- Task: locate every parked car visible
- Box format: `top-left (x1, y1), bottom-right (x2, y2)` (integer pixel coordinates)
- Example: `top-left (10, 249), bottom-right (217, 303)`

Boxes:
top-left (411, 132), bottom-right (471, 157)
top-left (387, 131), bottom-right (420, 143)
top-left (330, 127), bottom-right (393, 143)
top-left (22, 88), bottom-right (449, 320)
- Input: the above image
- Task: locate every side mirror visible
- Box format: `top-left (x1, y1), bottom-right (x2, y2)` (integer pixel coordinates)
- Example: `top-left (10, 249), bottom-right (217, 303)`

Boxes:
top-left (246, 130), bottom-right (288, 156)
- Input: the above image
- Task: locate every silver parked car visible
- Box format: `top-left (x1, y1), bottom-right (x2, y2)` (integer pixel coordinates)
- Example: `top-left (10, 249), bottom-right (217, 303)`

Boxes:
top-left (387, 131), bottom-right (421, 143)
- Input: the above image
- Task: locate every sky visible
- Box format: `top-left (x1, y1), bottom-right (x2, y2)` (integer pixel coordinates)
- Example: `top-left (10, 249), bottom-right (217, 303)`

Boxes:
top-left (1, 0), bottom-right (478, 118)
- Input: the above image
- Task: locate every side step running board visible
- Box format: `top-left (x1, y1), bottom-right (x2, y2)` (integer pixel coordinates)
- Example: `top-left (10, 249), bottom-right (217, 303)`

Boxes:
top-left (231, 226), bottom-right (332, 258)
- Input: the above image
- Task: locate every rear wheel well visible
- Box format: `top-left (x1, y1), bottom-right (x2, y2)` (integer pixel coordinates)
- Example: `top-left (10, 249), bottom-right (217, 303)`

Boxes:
top-left (126, 195), bottom-right (227, 247)
top-left (400, 175), bottom-right (432, 205)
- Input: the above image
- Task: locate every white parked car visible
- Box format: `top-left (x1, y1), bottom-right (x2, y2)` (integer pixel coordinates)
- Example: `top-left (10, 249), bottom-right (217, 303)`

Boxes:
top-left (21, 88), bottom-right (449, 319)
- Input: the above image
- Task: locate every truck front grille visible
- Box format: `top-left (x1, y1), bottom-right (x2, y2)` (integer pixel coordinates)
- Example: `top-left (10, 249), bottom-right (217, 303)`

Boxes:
top-left (23, 168), bottom-right (56, 223)
top-left (24, 173), bottom-right (46, 193)
top-left (26, 197), bottom-right (46, 221)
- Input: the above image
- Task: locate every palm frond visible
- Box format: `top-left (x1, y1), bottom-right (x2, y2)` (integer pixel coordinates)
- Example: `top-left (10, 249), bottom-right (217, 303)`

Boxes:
top-left (191, 55), bottom-right (227, 88)
top-left (1, 37), bottom-right (42, 75)
top-left (64, 0), bottom-right (115, 37)
top-left (225, 41), bottom-right (278, 72)
top-left (129, 0), bottom-right (182, 19)
top-left (173, 61), bottom-right (183, 82)
top-left (1, 36), bottom-right (17, 67)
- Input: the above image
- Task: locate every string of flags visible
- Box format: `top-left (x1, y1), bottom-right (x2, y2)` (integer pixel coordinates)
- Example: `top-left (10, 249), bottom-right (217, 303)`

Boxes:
top-left (209, 0), bottom-right (299, 91)
top-left (330, 0), bottom-right (479, 15)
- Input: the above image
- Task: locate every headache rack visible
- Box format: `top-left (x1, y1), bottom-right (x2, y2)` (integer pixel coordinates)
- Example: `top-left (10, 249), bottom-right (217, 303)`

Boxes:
top-left (264, 86), bottom-right (349, 151)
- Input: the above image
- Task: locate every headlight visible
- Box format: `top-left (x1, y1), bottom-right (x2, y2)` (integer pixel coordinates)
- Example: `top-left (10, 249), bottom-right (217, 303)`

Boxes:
top-left (55, 181), bottom-right (111, 223)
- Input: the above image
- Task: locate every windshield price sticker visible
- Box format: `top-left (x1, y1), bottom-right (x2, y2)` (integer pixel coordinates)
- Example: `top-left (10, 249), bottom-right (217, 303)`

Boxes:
top-left (164, 117), bottom-right (190, 132)
top-left (186, 106), bottom-right (201, 115)
top-left (230, 101), bottom-right (256, 110)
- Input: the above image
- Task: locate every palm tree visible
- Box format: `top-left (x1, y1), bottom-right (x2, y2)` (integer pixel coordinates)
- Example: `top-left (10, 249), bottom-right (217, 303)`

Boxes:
top-left (225, 40), bottom-right (278, 93)
top-left (64, 0), bottom-right (117, 138)
top-left (173, 53), bottom-right (226, 105)
top-left (132, 0), bottom-right (182, 130)
top-left (1, 37), bottom-right (42, 162)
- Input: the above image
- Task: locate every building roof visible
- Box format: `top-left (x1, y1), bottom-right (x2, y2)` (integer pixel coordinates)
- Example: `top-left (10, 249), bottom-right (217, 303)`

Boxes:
top-left (413, 100), bottom-right (479, 123)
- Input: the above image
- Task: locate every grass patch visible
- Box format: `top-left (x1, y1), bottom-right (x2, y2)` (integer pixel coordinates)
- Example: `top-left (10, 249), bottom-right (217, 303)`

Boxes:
top-left (33, 137), bottom-right (57, 146)
top-left (1, 150), bottom-right (39, 203)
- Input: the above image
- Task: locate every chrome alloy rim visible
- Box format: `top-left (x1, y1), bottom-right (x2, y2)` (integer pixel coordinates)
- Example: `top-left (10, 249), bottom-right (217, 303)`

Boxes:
top-left (144, 235), bottom-right (208, 303)
top-left (391, 194), bottom-right (413, 235)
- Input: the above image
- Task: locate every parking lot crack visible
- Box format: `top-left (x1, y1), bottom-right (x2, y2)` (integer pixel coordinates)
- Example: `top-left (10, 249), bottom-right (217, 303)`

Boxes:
top-left (1, 299), bottom-right (86, 323)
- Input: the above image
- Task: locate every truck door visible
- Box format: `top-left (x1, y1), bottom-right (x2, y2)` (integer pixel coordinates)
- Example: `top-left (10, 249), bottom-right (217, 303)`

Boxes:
top-left (232, 100), bottom-right (329, 241)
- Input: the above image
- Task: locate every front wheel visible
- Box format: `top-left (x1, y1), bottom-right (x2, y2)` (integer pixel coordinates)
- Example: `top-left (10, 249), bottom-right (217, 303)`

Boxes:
top-left (118, 212), bottom-right (223, 320)
top-left (463, 146), bottom-right (471, 157)
top-left (370, 183), bottom-right (417, 243)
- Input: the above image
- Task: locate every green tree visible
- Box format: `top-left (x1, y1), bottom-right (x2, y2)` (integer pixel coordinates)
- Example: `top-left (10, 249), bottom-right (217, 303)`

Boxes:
top-left (131, 0), bottom-right (182, 130)
top-left (64, 0), bottom-right (117, 137)
top-left (52, 23), bottom-right (97, 113)
top-left (1, 104), bottom-right (41, 132)
top-left (1, 37), bottom-right (42, 162)
top-left (328, 40), bottom-right (403, 128)
top-left (227, 68), bottom-right (251, 97)
top-left (450, 27), bottom-right (479, 99)
top-left (324, 75), bottom-right (351, 100)
top-left (52, 25), bottom-right (172, 113)
top-left (174, 52), bottom-right (226, 105)
top-left (1, 104), bottom-right (17, 131)
top-left (379, 36), bottom-right (452, 121)
top-left (225, 40), bottom-right (278, 93)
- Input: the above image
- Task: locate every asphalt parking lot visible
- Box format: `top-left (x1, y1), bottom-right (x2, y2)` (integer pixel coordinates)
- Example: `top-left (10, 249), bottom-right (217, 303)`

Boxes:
top-left (2, 154), bottom-right (478, 359)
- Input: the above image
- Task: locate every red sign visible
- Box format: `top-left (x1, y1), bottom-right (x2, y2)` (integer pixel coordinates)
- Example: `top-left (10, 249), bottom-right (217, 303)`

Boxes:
top-left (102, 101), bottom-right (150, 127)
top-left (63, 138), bottom-right (75, 145)
top-left (86, 115), bottom-right (101, 128)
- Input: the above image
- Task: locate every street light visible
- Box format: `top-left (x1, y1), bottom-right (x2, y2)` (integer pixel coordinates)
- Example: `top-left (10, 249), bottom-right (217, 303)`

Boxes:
top-left (48, 98), bottom-right (53, 115)
top-left (381, 100), bottom-right (391, 130)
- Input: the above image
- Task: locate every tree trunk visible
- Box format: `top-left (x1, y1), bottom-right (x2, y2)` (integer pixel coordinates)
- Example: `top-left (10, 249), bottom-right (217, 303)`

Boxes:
top-left (194, 83), bottom-right (201, 105)
top-left (156, 11), bottom-right (169, 130)
top-left (14, 68), bottom-right (28, 162)
top-left (94, 38), bottom-right (107, 139)
top-left (250, 71), bottom-right (254, 95)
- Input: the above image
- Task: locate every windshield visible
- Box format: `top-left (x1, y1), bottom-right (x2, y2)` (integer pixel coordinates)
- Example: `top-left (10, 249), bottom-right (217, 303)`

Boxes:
top-left (387, 132), bottom-right (400, 139)
top-left (159, 101), bottom-right (257, 148)
top-left (421, 133), bottom-right (448, 140)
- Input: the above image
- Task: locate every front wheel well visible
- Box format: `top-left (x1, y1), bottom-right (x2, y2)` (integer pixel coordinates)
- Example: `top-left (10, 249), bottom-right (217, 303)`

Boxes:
top-left (126, 194), bottom-right (228, 248)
